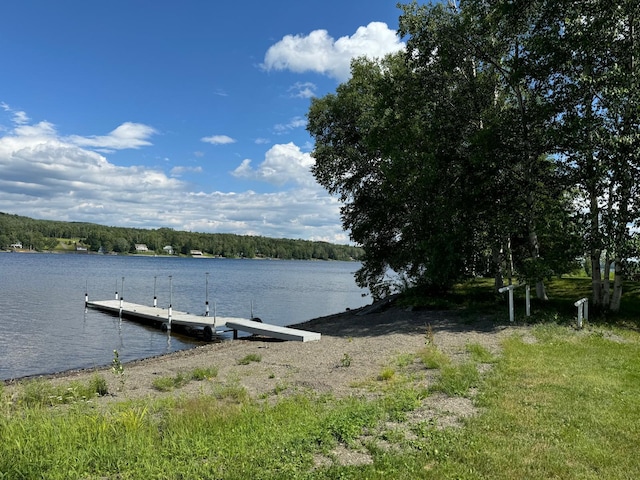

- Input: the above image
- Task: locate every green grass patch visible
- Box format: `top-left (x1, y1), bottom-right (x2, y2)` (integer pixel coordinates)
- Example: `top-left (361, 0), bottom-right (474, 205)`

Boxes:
top-left (432, 362), bottom-right (480, 397)
top-left (190, 366), bottom-right (218, 381)
top-left (418, 345), bottom-right (451, 369)
top-left (465, 342), bottom-right (497, 363)
top-left (2, 323), bottom-right (640, 478)
top-left (11, 375), bottom-right (108, 407)
top-left (237, 353), bottom-right (262, 365)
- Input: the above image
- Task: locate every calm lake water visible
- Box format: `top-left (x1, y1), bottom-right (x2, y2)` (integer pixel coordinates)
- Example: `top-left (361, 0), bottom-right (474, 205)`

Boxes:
top-left (0, 253), bottom-right (369, 380)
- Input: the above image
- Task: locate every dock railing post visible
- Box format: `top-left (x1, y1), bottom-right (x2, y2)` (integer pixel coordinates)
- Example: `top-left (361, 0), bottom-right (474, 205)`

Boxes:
top-left (167, 275), bottom-right (173, 330)
top-left (205, 272), bottom-right (210, 317)
top-left (153, 276), bottom-right (157, 308)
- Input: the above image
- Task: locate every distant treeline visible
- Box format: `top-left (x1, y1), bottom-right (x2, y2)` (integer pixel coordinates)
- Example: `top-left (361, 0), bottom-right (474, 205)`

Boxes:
top-left (0, 212), bottom-right (364, 261)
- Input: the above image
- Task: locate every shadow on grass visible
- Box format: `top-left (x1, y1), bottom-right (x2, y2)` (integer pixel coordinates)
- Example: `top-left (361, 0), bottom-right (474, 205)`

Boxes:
top-left (293, 276), bottom-right (640, 341)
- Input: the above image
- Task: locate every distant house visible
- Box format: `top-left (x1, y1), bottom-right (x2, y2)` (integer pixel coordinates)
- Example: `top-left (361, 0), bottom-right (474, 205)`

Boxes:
top-left (135, 244), bottom-right (149, 252)
top-left (75, 245), bottom-right (88, 252)
top-left (163, 245), bottom-right (174, 255)
top-left (190, 250), bottom-right (203, 256)
top-left (10, 242), bottom-right (22, 249)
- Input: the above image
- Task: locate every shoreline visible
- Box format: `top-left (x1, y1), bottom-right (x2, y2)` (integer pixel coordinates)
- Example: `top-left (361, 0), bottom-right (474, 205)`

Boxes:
top-left (2, 308), bottom-right (359, 385)
top-left (3, 304), bottom-right (516, 406)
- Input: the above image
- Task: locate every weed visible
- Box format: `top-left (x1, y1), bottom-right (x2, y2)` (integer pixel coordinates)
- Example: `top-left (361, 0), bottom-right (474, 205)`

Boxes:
top-left (340, 353), bottom-right (352, 367)
top-left (378, 367), bottom-right (395, 381)
top-left (190, 366), bottom-right (218, 381)
top-left (211, 381), bottom-right (248, 402)
top-left (432, 362), bottom-right (480, 396)
top-left (425, 323), bottom-right (435, 345)
top-left (395, 353), bottom-right (415, 368)
top-left (418, 345), bottom-right (450, 369)
top-left (89, 374), bottom-right (109, 396)
top-left (237, 353), bottom-right (262, 365)
top-left (152, 373), bottom-right (189, 392)
top-left (111, 349), bottom-right (125, 391)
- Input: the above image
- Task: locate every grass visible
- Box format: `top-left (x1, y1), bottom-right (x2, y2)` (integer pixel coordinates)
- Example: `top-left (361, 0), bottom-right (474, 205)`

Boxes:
top-left (152, 367), bottom-right (219, 391)
top-left (2, 279), bottom-right (640, 478)
top-left (237, 353), bottom-right (262, 365)
top-left (10, 374), bottom-right (108, 408)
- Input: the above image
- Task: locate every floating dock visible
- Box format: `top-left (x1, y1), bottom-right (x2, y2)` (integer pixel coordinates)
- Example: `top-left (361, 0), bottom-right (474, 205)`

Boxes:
top-left (85, 299), bottom-right (321, 342)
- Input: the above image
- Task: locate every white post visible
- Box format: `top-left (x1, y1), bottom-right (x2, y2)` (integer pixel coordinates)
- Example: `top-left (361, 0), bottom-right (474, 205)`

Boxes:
top-left (525, 284), bottom-right (531, 317)
top-left (205, 272), bottom-right (210, 317)
top-left (498, 285), bottom-right (516, 323)
top-left (153, 276), bottom-right (157, 308)
top-left (574, 298), bottom-right (588, 329)
top-left (168, 275), bottom-right (173, 330)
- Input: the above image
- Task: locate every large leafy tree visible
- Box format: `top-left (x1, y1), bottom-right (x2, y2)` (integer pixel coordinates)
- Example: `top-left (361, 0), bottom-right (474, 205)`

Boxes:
top-left (308, 0), bottom-right (580, 298)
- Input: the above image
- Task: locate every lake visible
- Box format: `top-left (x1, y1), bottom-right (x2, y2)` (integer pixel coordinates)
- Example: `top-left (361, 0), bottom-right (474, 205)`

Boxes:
top-left (0, 253), bottom-right (369, 380)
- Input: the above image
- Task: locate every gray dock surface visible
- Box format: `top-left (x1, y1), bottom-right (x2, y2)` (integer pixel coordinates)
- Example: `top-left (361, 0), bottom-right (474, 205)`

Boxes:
top-left (86, 299), bottom-right (321, 342)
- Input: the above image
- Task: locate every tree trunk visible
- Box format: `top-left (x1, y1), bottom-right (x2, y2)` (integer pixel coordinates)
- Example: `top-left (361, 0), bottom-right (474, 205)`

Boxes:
top-left (610, 258), bottom-right (624, 312)
top-left (591, 249), bottom-right (602, 307)
top-left (528, 218), bottom-right (548, 300)
top-left (602, 255), bottom-right (612, 307)
top-left (492, 243), bottom-right (504, 291)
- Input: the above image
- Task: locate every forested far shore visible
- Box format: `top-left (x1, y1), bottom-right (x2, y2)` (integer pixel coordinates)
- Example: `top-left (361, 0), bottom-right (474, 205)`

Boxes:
top-left (0, 212), bottom-right (363, 261)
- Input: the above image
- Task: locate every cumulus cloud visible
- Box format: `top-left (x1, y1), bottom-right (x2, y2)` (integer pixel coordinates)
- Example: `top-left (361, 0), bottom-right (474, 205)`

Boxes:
top-left (201, 134), bottom-right (236, 145)
top-left (263, 21), bottom-right (405, 81)
top-left (0, 109), bottom-right (346, 242)
top-left (67, 122), bottom-right (158, 151)
top-left (231, 142), bottom-right (315, 187)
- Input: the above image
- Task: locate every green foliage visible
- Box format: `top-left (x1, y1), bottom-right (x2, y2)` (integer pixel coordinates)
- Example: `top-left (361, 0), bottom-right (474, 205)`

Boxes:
top-left (190, 366), bottom-right (218, 381)
top-left (11, 375), bottom-right (108, 408)
top-left (111, 349), bottom-right (125, 391)
top-left (237, 353), bottom-right (262, 365)
top-left (340, 353), bottom-right (352, 367)
top-left (418, 345), bottom-right (450, 370)
top-left (432, 362), bottom-right (480, 397)
top-left (152, 373), bottom-right (188, 392)
top-left (152, 367), bottom-right (217, 391)
top-left (465, 343), bottom-right (497, 364)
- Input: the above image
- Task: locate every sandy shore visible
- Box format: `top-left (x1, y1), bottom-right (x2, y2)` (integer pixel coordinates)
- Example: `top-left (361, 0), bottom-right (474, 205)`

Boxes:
top-left (4, 303), bottom-right (529, 410)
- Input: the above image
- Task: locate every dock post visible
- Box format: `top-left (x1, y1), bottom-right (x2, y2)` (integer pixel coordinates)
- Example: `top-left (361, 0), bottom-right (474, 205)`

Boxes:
top-left (153, 276), bottom-right (157, 308)
top-left (205, 272), bottom-right (210, 316)
top-left (168, 275), bottom-right (173, 330)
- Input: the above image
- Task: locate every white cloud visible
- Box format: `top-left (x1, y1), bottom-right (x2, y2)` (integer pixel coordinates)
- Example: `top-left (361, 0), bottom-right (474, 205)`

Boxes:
top-left (255, 137), bottom-right (271, 145)
top-left (201, 134), bottom-right (236, 145)
top-left (231, 142), bottom-right (315, 187)
top-left (67, 122), bottom-right (158, 150)
top-left (263, 21), bottom-right (405, 81)
top-left (274, 116), bottom-right (307, 134)
top-left (289, 81), bottom-right (317, 98)
top-left (170, 165), bottom-right (203, 176)
top-left (0, 111), bottom-right (347, 242)
top-left (1, 102), bottom-right (30, 125)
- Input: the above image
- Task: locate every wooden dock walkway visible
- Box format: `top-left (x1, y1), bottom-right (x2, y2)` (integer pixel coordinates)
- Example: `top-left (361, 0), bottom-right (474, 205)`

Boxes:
top-left (85, 299), bottom-right (321, 342)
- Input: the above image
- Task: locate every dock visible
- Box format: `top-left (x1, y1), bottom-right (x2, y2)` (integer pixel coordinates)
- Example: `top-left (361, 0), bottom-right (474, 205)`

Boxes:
top-left (85, 299), bottom-right (321, 342)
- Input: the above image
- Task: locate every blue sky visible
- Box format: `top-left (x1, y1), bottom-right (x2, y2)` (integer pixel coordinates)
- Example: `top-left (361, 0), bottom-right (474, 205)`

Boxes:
top-left (0, 1), bottom-right (406, 243)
